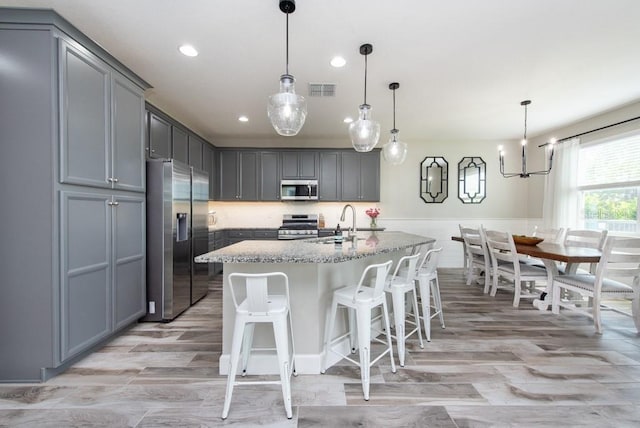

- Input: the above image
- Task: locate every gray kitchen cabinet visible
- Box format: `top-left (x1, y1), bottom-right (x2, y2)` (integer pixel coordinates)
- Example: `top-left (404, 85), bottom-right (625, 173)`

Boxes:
top-left (260, 151), bottom-right (281, 201)
top-left (203, 143), bottom-right (216, 200)
top-left (189, 134), bottom-right (204, 170)
top-left (281, 150), bottom-right (318, 179)
top-left (59, 41), bottom-right (145, 193)
top-left (172, 126), bottom-right (188, 164)
top-left (341, 151), bottom-right (380, 201)
top-left (112, 75), bottom-right (146, 192)
top-left (0, 10), bottom-right (150, 382)
top-left (60, 190), bottom-right (145, 360)
top-left (148, 112), bottom-right (172, 159)
top-left (319, 151), bottom-right (341, 201)
top-left (218, 150), bottom-right (258, 201)
top-left (59, 40), bottom-right (110, 189)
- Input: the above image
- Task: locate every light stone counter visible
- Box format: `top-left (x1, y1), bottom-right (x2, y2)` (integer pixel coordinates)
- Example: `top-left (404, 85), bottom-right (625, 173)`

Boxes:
top-left (195, 231), bottom-right (431, 264)
top-left (195, 231), bottom-right (435, 375)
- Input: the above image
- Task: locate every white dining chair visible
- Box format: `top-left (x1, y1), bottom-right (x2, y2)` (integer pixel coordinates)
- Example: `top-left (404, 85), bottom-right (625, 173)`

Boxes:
top-left (459, 225), bottom-right (492, 293)
top-left (552, 236), bottom-right (640, 334)
top-left (485, 229), bottom-right (549, 307)
top-left (560, 229), bottom-right (608, 274)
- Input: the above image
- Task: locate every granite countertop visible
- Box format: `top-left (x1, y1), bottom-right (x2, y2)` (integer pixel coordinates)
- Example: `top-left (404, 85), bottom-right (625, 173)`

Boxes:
top-left (195, 231), bottom-right (433, 264)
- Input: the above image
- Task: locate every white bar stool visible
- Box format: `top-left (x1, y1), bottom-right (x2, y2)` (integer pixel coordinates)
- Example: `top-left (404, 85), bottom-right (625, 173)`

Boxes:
top-left (416, 248), bottom-right (445, 341)
top-left (221, 272), bottom-right (296, 420)
top-left (321, 260), bottom-right (396, 401)
top-left (384, 253), bottom-right (424, 367)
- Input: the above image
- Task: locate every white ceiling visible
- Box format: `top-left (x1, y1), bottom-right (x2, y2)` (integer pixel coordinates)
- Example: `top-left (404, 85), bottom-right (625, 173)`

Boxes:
top-left (3, 0), bottom-right (640, 147)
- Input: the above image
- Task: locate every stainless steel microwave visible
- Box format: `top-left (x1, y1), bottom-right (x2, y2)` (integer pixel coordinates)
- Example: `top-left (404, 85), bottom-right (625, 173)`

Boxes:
top-left (280, 180), bottom-right (318, 200)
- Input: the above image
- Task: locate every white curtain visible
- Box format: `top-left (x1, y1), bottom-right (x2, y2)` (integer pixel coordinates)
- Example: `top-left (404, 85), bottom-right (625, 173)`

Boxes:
top-left (542, 138), bottom-right (580, 229)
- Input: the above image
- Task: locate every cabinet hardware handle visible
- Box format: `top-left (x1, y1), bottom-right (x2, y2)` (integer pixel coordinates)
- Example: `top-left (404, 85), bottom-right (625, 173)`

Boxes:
top-left (108, 177), bottom-right (119, 183)
top-left (108, 201), bottom-right (119, 206)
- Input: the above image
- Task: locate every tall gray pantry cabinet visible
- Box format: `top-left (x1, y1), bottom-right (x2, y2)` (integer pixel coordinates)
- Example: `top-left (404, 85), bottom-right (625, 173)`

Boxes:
top-left (0, 9), bottom-right (151, 382)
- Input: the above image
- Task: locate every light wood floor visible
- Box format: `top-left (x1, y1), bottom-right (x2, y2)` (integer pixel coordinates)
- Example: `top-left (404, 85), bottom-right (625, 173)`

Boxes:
top-left (1, 269), bottom-right (639, 427)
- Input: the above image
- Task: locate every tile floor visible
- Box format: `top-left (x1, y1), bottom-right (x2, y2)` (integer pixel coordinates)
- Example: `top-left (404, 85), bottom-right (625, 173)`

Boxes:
top-left (1, 269), bottom-right (640, 427)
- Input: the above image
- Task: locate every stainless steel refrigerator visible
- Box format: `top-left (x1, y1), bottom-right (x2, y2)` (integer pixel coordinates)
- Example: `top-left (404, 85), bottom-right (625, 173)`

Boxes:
top-left (144, 159), bottom-right (209, 322)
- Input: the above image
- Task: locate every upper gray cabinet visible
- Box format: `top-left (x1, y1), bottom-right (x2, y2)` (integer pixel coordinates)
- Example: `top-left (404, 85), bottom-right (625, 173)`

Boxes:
top-left (59, 40), bottom-right (145, 193)
top-left (188, 134), bottom-right (204, 170)
top-left (171, 126), bottom-right (188, 164)
top-left (59, 41), bottom-right (110, 188)
top-left (319, 151), bottom-right (341, 201)
top-left (259, 151), bottom-right (281, 201)
top-left (202, 143), bottom-right (216, 200)
top-left (148, 112), bottom-right (171, 160)
top-left (341, 151), bottom-right (380, 201)
top-left (281, 151), bottom-right (318, 179)
top-left (218, 150), bottom-right (258, 201)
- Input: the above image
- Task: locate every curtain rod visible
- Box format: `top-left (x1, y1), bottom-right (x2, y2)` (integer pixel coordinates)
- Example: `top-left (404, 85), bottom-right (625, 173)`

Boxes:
top-left (537, 115), bottom-right (640, 147)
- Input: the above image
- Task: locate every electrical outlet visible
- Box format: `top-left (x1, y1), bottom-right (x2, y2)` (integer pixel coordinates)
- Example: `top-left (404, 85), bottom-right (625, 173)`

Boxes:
top-left (149, 301), bottom-right (155, 314)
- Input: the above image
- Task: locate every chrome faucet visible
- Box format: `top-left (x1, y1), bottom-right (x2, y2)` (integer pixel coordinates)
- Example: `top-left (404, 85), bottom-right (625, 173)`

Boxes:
top-left (340, 204), bottom-right (357, 240)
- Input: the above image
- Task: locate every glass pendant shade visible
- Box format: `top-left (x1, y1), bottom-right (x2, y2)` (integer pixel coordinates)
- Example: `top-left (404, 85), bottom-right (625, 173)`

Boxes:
top-left (348, 104), bottom-right (380, 152)
top-left (268, 74), bottom-right (307, 136)
top-left (382, 129), bottom-right (408, 165)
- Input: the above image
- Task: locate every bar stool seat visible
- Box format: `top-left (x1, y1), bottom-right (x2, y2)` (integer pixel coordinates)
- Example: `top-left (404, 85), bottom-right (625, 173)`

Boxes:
top-left (416, 248), bottom-right (446, 341)
top-left (221, 272), bottom-right (296, 420)
top-left (321, 260), bottom-right (396, 401)
top-left (384, 253), bottom-right (424, 367)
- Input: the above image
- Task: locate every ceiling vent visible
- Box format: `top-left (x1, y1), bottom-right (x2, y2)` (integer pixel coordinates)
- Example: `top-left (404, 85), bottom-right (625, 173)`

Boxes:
top-left (308, 83), bottom-right (336, 97)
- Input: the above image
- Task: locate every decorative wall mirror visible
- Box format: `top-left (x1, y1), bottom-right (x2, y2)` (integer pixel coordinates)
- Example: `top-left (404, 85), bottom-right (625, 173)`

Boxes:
top-left (420, 156), bottom-right (448, 203)
top-left (458, 157), bottom-right (486, 204)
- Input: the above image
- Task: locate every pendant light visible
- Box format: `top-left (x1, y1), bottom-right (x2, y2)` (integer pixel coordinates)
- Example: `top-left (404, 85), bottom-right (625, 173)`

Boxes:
top-left (267, 0), bottom-right (307, 136)
top-left (382, 82), bottom-right (408, 165)
top-left (348, 43), bottom-right (380, 152)
top-left (498, 100), bottom-right (555, 178)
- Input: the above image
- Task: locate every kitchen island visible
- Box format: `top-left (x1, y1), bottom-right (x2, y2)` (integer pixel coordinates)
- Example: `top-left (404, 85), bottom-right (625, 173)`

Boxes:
top-left (195, 231), bottom-right (434, 374)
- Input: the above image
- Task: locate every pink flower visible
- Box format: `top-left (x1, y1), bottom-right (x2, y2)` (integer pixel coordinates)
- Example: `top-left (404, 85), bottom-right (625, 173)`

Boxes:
top-left (365, 208), bottom-right (380, 219)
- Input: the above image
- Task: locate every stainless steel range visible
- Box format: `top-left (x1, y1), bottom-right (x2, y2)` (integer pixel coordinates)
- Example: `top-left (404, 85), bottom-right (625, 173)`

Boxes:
top-left (278, 214), bottom-right (319, 240)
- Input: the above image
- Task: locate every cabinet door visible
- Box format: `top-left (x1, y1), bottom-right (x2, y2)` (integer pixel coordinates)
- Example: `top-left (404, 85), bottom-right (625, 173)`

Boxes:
top-left (172, 126), bottom-right (188, 164)
top-left (112, 74), bottom-right (145, 192)
top-left (60, 191), bottom-right (111, 361)
top-left (188, 134), bottom-right (203, 170)
top-left (59, 40), bottom-right (110, 188)
top-left (239, 151), bottom-right (258, 200)
top-left (218, 150), bottom-right (239, 200)
top-left (281, 151), bottom-right (318, 179)
top-left (341, 152), bottom-right (361, 201)
top-left (202, 144), bottom-right (216, 200)
top-left (299, 151), bottom-right (318, 179)
top-left (260, 151), bottom-right (280, 201)
top-left (112, 194), bottom-right (146, 330)
top-left (148, 112), bottom-right (171, 159)
top-left (359, 151), bottom-right (380, 201)
top-left (319, 151), bottom-right (340, 201)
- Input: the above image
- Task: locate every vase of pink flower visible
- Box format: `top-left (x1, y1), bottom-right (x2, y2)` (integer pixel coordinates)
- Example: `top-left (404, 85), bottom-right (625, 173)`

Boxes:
top-left (366, 207), bottom-right (380, 229)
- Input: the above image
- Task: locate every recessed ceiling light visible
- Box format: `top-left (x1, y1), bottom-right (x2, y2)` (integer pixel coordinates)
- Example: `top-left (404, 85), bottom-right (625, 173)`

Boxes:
top-left (238, 115), bottom-right (249, 122)
top-left (343, 117), bottom-right (353, 124)
top-left (330, 56), bottom-right (346, 68)
top-left (178, 44), bottom-right (198, 57)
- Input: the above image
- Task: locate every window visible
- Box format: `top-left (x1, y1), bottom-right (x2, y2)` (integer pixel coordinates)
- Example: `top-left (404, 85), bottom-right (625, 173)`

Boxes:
top-left (577, 133), bottom-right (640, 233)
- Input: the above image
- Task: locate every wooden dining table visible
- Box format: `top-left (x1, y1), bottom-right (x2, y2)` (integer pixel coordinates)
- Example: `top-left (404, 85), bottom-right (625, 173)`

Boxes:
top-left (452, 236), bottom-right (602, 310)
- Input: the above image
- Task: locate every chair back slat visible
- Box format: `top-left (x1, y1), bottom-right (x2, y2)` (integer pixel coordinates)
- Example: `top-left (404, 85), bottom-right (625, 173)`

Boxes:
top-left (533, 226), bottom-right (565, 244)
top-left (564, 229), bottom-right (608, 249)
top-left (390, 253), bottom-right (421, 284)
top-left (418, 247), bottom-right (442, 276)
top-left (229, 272), bottom-right (289, 315)
top-left (598, 237), bottom-right (640, 285)
top-left (357, 260), bottom-right (393, 299)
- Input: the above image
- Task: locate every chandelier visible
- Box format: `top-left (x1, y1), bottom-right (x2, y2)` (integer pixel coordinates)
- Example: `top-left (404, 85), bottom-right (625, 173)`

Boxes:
top-left (499, 100), bottom-right (555, 178)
